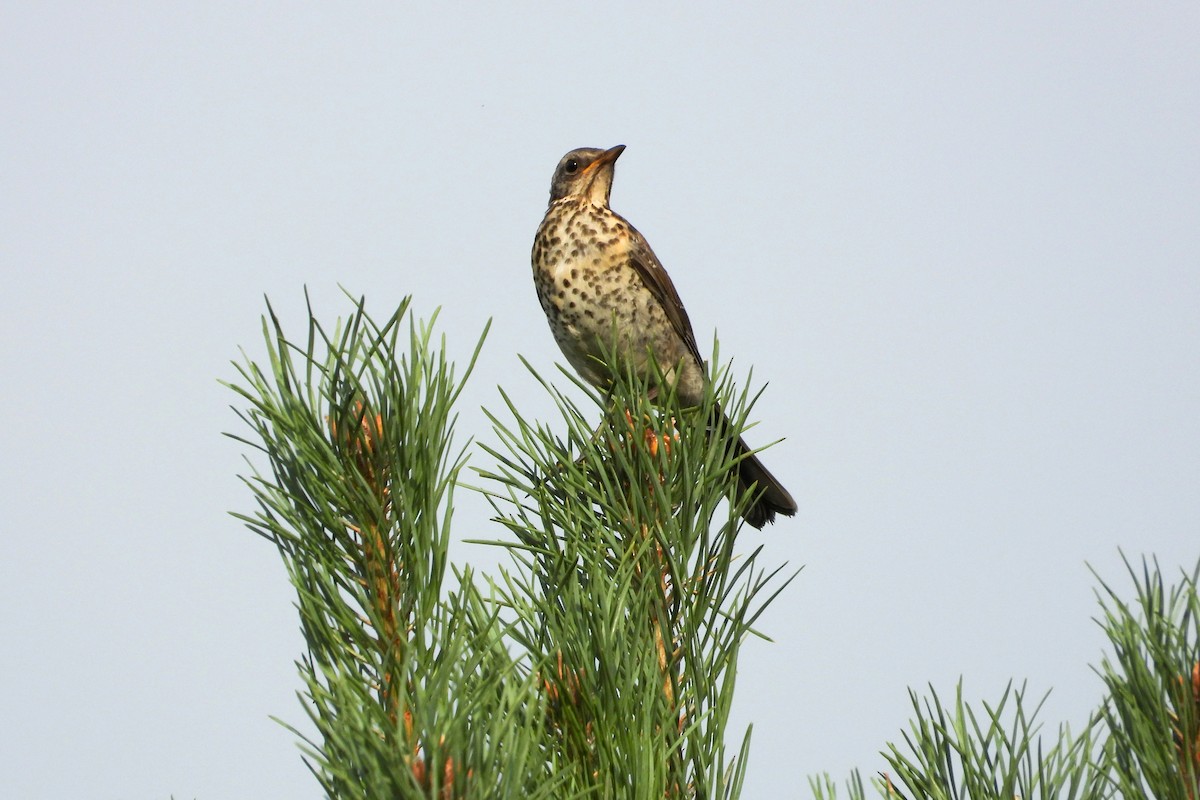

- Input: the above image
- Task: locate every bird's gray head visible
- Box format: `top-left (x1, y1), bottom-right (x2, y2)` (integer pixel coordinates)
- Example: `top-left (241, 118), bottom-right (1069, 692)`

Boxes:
top-left (547, 145), bottom-right (625, 206)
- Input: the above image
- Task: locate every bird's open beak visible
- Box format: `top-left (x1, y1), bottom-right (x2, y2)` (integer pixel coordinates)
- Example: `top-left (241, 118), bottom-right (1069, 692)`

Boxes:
top-left (584, 144), bottom-right (626, 175)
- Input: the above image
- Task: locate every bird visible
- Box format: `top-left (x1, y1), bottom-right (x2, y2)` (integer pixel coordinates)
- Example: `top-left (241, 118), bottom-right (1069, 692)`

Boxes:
top-left (530, 144), bottom-right (796, 528)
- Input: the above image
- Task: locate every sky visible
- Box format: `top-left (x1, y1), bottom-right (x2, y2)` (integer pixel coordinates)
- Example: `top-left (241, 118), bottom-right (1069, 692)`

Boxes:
top-left (1, 2), bottom-right (1197, 797)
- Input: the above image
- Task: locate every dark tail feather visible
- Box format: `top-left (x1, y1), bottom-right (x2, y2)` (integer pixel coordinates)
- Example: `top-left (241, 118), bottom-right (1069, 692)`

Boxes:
top-left (734, 435), bottom-right (797, 529)
top-left (710, 405), bottom-right (796, 529)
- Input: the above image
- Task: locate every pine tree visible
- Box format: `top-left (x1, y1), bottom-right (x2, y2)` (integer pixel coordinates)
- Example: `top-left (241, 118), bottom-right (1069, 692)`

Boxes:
top-left (226, 294), bottom-right (794, 799)
top-left (227, 294), bottom-right (1198, 800)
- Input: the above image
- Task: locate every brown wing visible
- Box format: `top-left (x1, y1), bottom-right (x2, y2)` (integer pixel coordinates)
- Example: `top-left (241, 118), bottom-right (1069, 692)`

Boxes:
top-left (625, 225), bottom-right (705, 363)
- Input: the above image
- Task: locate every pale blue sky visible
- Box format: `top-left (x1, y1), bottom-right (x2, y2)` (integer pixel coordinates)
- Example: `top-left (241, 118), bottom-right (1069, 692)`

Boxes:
top-left (1, 3), bottom-right (1197, 797)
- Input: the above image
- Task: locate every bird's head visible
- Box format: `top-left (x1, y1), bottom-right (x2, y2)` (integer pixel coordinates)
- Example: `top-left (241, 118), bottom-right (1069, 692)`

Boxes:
top-left (547, 145), bottom-right (625, 207)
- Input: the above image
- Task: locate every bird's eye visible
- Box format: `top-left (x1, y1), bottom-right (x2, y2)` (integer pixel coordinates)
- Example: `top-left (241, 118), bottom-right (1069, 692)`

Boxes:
top-left (564, 159), bottom-right (580, 174)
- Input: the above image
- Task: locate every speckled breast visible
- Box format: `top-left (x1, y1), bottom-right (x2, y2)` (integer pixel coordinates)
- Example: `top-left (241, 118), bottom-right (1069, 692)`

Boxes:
top-left (531, 199), bottom-right (685, 390)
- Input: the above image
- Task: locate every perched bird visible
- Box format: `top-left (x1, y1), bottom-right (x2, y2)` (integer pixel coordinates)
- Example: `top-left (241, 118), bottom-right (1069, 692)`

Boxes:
top-left (531, 145), bottom-right (796, 528)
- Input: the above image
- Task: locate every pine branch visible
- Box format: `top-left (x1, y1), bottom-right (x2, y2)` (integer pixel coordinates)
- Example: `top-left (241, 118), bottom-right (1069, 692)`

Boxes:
top-left (227, 293), bottom-right (563, 799)
top-left (811, 555), bottom-right (1200, 800)
top-left (476, 345), bottom-right (797, 799)
top-left (1094, 554), bottom-right (1200, 800)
